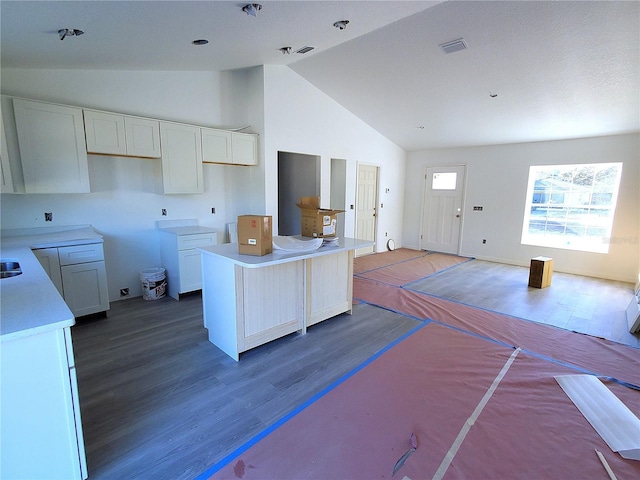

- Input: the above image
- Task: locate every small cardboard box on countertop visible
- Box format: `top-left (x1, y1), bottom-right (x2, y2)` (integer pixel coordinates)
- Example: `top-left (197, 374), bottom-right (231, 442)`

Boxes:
top-left (238, 215), bottom-right (273, 256)
top-left (296, 196), bottom-right (344, 238)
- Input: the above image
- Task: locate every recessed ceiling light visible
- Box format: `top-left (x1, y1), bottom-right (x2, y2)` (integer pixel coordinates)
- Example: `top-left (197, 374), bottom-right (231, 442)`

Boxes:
top-left (242, 3), bottom-right (262, 16)
top-left (192, 39), bottom-right (209, 46)
top-left (279, 47), bottom-right (292, 55)
top-left (333, 20), bottom-right (349, 30)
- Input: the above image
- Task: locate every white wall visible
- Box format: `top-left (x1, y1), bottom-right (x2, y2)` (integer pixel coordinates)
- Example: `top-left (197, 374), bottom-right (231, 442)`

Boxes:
top-left (261, 65), bottom-right (407, 248)
top-left (403, 134), bottom-right (640, 282)
top-left (1, 65), bottom-right (407, 303)
top-left (0, 68), bottom-right (257, 301)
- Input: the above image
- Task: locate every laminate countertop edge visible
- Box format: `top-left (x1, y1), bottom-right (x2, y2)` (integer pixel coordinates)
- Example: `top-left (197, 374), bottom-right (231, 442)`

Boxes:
top-left (198, 237), bottom-right (374, 268)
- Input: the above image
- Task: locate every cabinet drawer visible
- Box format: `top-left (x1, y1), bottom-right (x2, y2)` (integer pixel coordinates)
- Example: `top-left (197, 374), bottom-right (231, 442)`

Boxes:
top-left (177, 233), bottom-right (217, 250)
top-left (58, 243), bottom-right (104, 265)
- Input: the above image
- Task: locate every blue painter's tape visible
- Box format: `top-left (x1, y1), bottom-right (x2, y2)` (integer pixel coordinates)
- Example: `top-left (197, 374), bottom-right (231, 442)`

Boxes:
top-left (194, 321), bottom-right (430, 480)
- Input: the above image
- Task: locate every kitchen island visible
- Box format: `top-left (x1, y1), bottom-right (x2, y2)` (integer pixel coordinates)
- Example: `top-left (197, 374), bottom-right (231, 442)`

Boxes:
top-left (199, 237), bottom-right (373, 361)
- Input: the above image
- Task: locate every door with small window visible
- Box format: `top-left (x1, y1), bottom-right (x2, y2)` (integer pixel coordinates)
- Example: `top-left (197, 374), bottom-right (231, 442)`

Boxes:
top-left (420, 165), bottom-right (466, 254)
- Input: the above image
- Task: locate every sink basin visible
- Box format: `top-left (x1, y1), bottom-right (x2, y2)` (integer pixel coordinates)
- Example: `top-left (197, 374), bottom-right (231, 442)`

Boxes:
top-left (0, 260), bottom-right (22, 278)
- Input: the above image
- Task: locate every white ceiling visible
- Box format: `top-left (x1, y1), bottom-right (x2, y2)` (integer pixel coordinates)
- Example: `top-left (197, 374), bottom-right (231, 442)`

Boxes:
top-left (1, 0), bottom-right (638, 151)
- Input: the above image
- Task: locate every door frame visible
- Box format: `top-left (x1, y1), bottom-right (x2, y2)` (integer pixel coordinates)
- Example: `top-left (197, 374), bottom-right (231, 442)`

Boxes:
top-left (418, 164), bottom-right (467, 254)
top-left (355, 163), bottom-right (380, 256)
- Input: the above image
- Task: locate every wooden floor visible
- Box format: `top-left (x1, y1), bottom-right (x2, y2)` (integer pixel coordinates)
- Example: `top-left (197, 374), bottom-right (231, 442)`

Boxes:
top-left (408, 259), bottom-right (639, 347)
top-left (72, 259), bottom-right (639, 479)
top-left (72, 296), bottom-right (419, 479)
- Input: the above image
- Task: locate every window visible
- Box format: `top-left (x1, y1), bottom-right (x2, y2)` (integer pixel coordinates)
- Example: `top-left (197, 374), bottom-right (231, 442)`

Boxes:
top-left (432, 172), bottom-right (457, 190)
top-left (521, 163), bottom-right (623, 253)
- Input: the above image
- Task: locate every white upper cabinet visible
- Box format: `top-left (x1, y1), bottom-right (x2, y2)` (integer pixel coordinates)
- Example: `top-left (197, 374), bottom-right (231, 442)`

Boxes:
top-left (232, 133), bottom-right (258, 165)
top-left (84, 110), bottom-right (160, 158)
top-left (13, 99), bottom-right (89, 194)
top-left (201, 128), bottom-right (257, 166)
top-left (159, 122), bottom-right (204, 194)
top-left (1, 109), bottom-right (14, 193)
top-left (201, 128), bottom-right (232, 164)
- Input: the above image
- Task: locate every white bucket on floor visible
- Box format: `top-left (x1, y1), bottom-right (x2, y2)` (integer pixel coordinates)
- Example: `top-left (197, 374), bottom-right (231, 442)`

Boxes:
top-left (140, 268), bottom-right (166, 300)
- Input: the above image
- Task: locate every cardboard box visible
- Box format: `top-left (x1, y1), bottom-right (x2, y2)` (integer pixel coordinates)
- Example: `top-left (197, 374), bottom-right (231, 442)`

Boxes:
top-left (529, 256), bottom-right (553, 288)
top-left (238, 215), bottom-right (273, 256)
top-left (296, 196), bottom-right (345, 238)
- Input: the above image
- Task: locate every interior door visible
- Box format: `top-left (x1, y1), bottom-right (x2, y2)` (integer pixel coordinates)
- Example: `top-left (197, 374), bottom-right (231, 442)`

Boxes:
top-left (420, 165), bottom-right (466, 254)
top-left (355, 164), bottom-right (378, 256)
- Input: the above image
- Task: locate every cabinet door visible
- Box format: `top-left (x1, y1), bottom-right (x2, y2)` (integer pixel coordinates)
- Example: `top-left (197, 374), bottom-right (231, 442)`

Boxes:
top-left (83, 110), bottom-right (127, 155)
top-left (232, 133), bottom-right (258, 165)
top-left (1, 109), bottom-right (14, 193)
top-left (13, 99), bottom-right (89, 193)
top-left (306, 251), bottom-right (352, 326)
top-left (1, 329), bottom-right (85, 480)
top-left (178, 249), bottom-right (204, 293)
top-left (239, 261), bottom-right (304, 352)
top-left (33, 248), bottom-right (64, 296)
top-left (125, 117), bottom-right (161, 158)
top-left (61, 261), bottom-right (110, 317)
top-left (201, 128), bottom-right (232, 164)
top-left (159, 122), bottom-right (203, 194)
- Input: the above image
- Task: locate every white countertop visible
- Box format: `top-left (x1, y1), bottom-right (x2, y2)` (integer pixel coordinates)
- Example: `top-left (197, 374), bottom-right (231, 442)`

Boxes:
top-left (198, 237), bottom-right (374, 268)
top-left (0, 226), bottom-right (103, 342)
top-left (159, 226), bottom-right (217, 236)
top-left (0, 244), bottom-right (74, 342)
top-left (1, 225), bottom-right (103, 248)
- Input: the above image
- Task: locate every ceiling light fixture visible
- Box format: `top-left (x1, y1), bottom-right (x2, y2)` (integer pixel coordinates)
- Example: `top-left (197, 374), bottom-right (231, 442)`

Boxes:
top-left (58, 28), bottom-right (84, 41)
top-left (242, 3), bottom-right (262, 16)
top-left (333, 20), bottom-right (349, 30)
top-left (279, 47), bottom-right (292, 55)
top-left (439, 38), bottom-right (467, 54)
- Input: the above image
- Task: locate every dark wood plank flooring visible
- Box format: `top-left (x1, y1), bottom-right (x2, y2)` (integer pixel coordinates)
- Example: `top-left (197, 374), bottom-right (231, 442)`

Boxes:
top-left (72, 296), bottom-right (419, 479)
top-left (72, 258), bottom-right (639, 479)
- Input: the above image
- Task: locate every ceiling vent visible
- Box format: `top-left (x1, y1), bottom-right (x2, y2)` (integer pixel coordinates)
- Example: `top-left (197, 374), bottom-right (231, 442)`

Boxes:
top-left (295, 46), bottom-right (315, 54)
top-left (439, 38), bottom-right (467, 54)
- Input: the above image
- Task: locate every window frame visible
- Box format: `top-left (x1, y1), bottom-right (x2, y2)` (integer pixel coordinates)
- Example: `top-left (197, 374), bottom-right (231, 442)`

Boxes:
top-left (520, 162), bottom-right (623, 254)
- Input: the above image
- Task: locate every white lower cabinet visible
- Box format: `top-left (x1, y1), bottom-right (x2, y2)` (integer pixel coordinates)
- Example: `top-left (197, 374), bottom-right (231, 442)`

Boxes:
top-left (159, 228), bottom-right (217, 300)
top-left (33, 247), bottom-right (64, 296)
top-left (0, 326), bottom-right (87, 479)
top-left (61, 261), bottom-right (110, 317)
top-left (34, 242), bottom-right (110, 317)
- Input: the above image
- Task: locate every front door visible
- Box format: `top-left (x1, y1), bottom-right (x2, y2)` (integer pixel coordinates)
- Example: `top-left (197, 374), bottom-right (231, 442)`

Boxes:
top-left (355, 164), bottom-right (378, 256)
top-left (420, 165), bottom-right (466, 254)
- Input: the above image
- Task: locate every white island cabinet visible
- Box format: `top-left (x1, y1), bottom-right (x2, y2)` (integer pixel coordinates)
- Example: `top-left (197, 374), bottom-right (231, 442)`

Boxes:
top-left (199, 237), bottom-right (373, 361)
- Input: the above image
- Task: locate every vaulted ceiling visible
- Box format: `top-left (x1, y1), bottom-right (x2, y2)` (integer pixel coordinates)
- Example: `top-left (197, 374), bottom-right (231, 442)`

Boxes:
top-left (2, 1), bottom-right (638, 151)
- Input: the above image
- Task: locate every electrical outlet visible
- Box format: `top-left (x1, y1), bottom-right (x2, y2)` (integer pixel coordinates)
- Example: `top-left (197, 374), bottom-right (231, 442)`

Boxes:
top-left (161, 209), bottom-right (167, 216)
top-left (120, 288), bottom-right (130, 297)
top-left (482, 239), bottom-right (487, 244)
top-left (44, 212), bottom-right (53, 222)
top-left (211, 207), bottom-right (216, 214)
